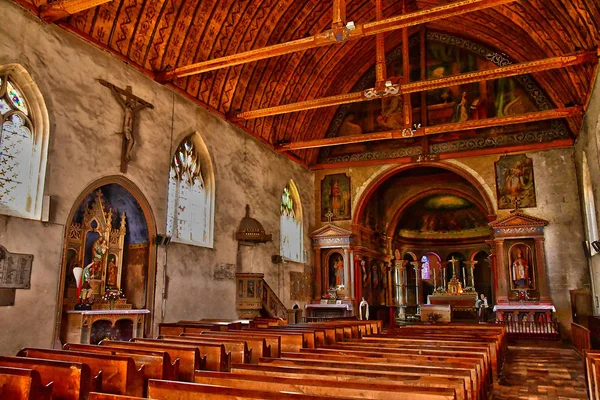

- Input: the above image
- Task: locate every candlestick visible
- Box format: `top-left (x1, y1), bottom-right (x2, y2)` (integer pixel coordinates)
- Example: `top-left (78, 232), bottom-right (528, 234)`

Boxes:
top-left (462, 266), bottom-right (466, 287)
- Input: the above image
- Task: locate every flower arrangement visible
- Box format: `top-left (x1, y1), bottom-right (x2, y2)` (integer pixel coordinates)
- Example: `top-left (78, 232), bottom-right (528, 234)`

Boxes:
top-left (428, 312), bottom-right (443, 323)
top-left (322, 292), bottom-right (336, 300)
top-left (433, 286), bottom-right (447, 294)
top-left (102, 290), bottom-right (121, 302)
top-left (463, 286), bottom-right (476, 293)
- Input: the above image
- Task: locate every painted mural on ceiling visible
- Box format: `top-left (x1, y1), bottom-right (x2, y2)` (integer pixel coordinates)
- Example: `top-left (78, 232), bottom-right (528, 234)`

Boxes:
top-left (396, 194), bottom-right (492, 240)
top-left (318, 32), bottom-right (564, 164)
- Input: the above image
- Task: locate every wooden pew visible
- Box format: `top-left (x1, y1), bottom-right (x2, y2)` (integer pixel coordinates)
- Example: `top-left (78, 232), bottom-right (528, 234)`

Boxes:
top-left (159, 335), bottom-right (251, 364)
top-left (232, 363), bottom-right (467, 400)
top-left (63, 343), bottom-right (179, 394)
top-left (147, 378), bottom-right (361, 399)
top-left (197, 329), bottom-right (296, 353)
top-left (17, 348), bottom-right (144, 397)
top-left (183, 320), bottom-right (244, 330)
top-left (585, 350), bottom-right (600, 400)
top-left (133, 338), bottom-right (231, 372)
top-left (193, 370), bottom-right (456, 399)
top-left (0, 366), bottom-right (53, 400)
top-left (185, 331), bottom-right (275, 357)
top-left (256, 357), bottom-right (477, 400)
top-left (0, 355), bottom-right (97, 400)
top-left (100, 340), bottom-right (203, 382)
top-left (158, 322), bottom-right (222, 336)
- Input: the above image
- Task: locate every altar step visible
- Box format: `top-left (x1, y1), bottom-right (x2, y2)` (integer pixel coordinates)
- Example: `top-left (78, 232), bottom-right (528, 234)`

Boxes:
top-left (492, 342), bottom-right (587, 399)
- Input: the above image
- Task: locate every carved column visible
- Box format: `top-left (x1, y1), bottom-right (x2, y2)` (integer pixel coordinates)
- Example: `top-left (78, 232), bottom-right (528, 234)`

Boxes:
top-left (343, 248), bottom-right (351, 299)
top-left (463, 260), bottom-right (478, 288)
top-left (534, 237), bottom-right (551, 302)
top-left (349, 250), bottom-right (355, 301)
top-left (386, 262), bottom-right (393, 305)
top-left (411, 261), bottom-right (423, 306)
top-left (315, 248), bottom-right (322, 299)
top-left (395, 260), bottom-right (407, 319)
top-left (494, 239), bottom-right (509, 303)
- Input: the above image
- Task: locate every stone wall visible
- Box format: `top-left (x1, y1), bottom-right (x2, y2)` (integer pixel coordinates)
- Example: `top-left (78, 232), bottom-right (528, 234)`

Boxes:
top-left (0, 1), bottom-right (314, 355)
top-left (314, 148), bottom-right (589, 335)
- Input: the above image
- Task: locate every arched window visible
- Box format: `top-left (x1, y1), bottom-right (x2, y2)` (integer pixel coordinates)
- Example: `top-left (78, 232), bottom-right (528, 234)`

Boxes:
top-left (582, 152), bottom-right (599, 254)
top-left (421, 255), bottom-right (431, 279)
top-left (166, 133), bottom-right (215, 248)
top-left (280, 180), bottom-right (304, 262)
top-left (0, 66), bottom-right (49, 219)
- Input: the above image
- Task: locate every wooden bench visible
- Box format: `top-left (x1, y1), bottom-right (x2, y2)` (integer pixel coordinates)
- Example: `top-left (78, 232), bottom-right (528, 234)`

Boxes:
top-left (63, 343), bottom-right (179, 395)
top-left (159, 335), bottom-right (251, 364)
top-left (0, 355), bottom-right (97, 400)
top-left (193, 370), bottom-right (456, 399)
top-left (17, 348), bottom-right (144, 397)
top-left (256, 356), bottom-right (477, 400)
top-left (89, 394), bottom-right (144, 400)
top-left (100, 340), bottom-right (204, 382)
top-left (232, 363), bottom-right (467, 400)
top-left (133, 338), bottom-right (231, 372)
top-left (0, 366), bottom-right (53, 400)
top-left (147, 378), bottom-right (361, 399)
top-left (585, 350), bottom-right (600, 400)
top-left (185, 331), bottom-right (275, 357)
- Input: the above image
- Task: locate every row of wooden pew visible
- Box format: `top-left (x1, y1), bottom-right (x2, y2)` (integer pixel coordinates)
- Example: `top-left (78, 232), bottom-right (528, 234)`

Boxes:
top-left (0, 317), bottom-right (506, 399)
top-left (585, 350), bottom-right (600, 399)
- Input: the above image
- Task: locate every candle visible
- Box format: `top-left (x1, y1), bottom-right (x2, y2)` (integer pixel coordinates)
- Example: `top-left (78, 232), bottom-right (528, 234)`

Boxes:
top-left (462, 266), bottom-right (466, 287)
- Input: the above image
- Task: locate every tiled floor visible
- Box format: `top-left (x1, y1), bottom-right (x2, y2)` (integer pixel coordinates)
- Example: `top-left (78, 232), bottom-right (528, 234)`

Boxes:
top-left (492, 341), bottom-right (588, 399)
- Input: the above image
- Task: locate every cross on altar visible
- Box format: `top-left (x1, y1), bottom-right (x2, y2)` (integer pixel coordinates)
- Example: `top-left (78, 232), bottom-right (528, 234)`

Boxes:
top-left (449, 256), bottom-right (458, 277)
top-left (512, 196), bottom-right (522, 212)
top-left (325, 211), bottom-right (334, 223)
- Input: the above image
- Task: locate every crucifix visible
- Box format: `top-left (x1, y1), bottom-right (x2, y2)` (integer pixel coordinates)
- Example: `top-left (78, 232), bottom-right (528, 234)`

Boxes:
top-left (99, 79), bottom-right (154, 173)
top-left (449, 256), bottom-right (458, 278)
top-left (325, 211), bottom-right (334, 223)
top-left (511, 196), bottom-right (522, 213)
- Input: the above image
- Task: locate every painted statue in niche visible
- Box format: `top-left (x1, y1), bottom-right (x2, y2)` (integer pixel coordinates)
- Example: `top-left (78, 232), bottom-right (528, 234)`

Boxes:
top-left (321, 174), bottom-right (351, 221)
top-left (328, 253), bottom-right (344, 288)
top-left (509, 243), bottom-right (535, 290)
top-left (106, 254), bottom-right (118, 288)
top-left (495, 154), bottom-right (536, 209)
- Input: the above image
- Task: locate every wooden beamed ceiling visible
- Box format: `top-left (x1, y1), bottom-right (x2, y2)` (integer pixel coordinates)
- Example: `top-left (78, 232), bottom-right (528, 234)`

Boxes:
top-left (17, 0), bottom-right (600, 168)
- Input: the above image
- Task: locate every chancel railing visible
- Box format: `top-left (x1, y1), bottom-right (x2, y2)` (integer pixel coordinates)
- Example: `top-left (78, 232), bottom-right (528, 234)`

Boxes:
top-left (235, 273), bottom-right (288, 321)
top-left (572, 322), bottom-right (591, 355)
top-left (497, 320), bottom-right (560, 340)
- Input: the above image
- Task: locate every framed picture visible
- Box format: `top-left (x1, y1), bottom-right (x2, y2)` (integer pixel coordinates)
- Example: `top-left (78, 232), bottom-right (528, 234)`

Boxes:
top-left (495, 154), bottom-right (536, 210)
top-left (321, 173), bottom-right (351, 221)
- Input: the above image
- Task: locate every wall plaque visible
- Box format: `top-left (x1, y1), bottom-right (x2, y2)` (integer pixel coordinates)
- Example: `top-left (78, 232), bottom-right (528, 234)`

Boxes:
top-left (0, 246), bottom-right (33, 289)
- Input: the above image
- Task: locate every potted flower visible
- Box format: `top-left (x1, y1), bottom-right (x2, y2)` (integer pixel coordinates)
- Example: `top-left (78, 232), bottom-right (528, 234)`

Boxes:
top-left (323, 292), bottom-right (336, 304)
top-left (428, 312), bottom-right (443, 323)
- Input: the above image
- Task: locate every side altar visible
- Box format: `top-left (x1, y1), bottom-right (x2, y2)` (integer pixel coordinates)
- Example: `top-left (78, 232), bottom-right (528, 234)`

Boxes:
top-left (60, 191), bottom-right (149, 344)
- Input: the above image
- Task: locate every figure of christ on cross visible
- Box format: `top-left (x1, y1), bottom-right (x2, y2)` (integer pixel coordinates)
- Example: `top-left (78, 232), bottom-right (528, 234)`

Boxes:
top-left (99, 79), bottom-right (154, 173)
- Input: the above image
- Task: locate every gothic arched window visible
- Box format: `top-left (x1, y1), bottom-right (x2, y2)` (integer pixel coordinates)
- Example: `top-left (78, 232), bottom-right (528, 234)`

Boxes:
top-left (166, 133), bottom-right (215, 248)
top-left (421, 255), bottom-right (431, 279)
top-left (582, 152), bottom-right (599, 254)
top-left (0, 66), bottom-right (49, 219)
top-left (280, 180), bottom-right (304, 263)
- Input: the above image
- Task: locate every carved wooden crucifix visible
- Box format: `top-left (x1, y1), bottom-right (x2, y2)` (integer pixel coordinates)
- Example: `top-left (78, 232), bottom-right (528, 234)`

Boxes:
top-left (99, 79), bottom-right (154, 173)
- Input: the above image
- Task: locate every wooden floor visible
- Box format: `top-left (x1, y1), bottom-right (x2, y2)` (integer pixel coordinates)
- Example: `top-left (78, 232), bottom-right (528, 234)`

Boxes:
top-left (493, 341), bottom-right (588, 399)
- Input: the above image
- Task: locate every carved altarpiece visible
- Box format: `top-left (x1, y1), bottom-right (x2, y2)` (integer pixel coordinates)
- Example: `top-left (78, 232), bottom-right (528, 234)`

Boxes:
top-left (63, 190), bottom-right (127, 308)
top-left (488, 211), bottom-right (553, 321)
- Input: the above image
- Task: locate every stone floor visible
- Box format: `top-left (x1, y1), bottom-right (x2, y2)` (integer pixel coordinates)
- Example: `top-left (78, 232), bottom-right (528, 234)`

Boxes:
top-left (492, 341), bottom-right (588, 399)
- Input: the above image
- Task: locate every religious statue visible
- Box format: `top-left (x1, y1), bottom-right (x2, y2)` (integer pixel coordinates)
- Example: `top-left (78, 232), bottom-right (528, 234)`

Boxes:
top-left (511, 247), bottom-right (532, 289)
top-left (79, 262), bottom-right (94, 304)
top-left (334, 256), bottom-right (344, 286)
top-left (88, 236), bottom-right (108, 279)
top-left (106, 257), bottom-right (117, 288)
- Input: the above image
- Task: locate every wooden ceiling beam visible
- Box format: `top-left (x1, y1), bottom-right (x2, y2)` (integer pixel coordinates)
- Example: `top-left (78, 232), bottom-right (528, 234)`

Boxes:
top-left (238, 49), bottom-right (597, 120)
top-left (156, 0), bottom-right (517, 82)
top-left (275, 106), bottom-right (582, 151)
top-left (39, 0), bottom-right (112, 22)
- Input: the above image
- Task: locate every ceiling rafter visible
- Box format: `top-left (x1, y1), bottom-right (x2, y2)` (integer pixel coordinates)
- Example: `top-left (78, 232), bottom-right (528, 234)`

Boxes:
top-left (236, 49), bottom-right (597, 120)
top-left (276, 107), bottom-right (583, 151)
top-left (156, 0), bottom-right (518, 82)
top-left (39, 0), bottom-right (112, 22)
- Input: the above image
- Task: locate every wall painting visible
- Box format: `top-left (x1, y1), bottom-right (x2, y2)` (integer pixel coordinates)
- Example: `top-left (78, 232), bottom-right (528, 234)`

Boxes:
top-left (321, 173), bottom-right (351, 221)
top-left (495, 154), bottom-right (536, 210)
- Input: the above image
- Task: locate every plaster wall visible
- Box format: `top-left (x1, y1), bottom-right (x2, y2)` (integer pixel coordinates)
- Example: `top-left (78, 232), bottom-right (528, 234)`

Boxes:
top-left (314, 148), bottom-right (589, 335)
top-left (0, 1), bottom-right (314, 356)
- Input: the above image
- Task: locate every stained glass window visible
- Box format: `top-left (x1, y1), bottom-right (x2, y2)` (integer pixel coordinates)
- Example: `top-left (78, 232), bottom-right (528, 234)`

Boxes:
top-left (0, 73), bottom-right (38, 217)
top-left (166, 134), bottom-right (214, 248)
top-left (280, 180), bottom-right (304, 263)
top-left (421, 255), bottom-right (431, 279)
